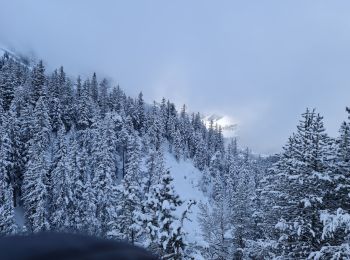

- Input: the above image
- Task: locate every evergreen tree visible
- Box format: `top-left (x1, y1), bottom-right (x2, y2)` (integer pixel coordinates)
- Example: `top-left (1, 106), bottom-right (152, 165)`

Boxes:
top-left (134, 92), bottom-right (145, 132)
top-left (0, 59), bottom-right (16, 111)
top-left (0, 114), bottom-right (17, 235)
top-left (77, 80), bottom-right (94, 130)
top-left (81, 174), bottom-right (99, 235)
top-left (76, 76), bottom-right (82, 98)
top-left (147, 102), bottom-right (164, 150)
top-left (193, 132), bottom-right (208, 170)
top-left (98, 78), bottom-right (109, 117)
top-left (116, 132), bottom-right (142, 243)
top-left (173, 128), bottom-right (183, 161)
top-left (50, 127), bottom-right (73, 231)
top-left (152, 171), bottom-right (186, 259)
top-left (231, 160), bottom-right (257, 259)
top-left (66, 133), bottom-right (84, 232)
top-left (91, 115), bottom-right (118, 236)
top-left (31, 60), bottom-right (46, 104)
top-left (7, 106), bottom-right (23, 206)
top-left (261, 109), bottom-right (332, 258)
top-left (90, 72), bottom-right (98, 103)
top-left (139, 148), bottom-right (166, 250)
top-left (22, 97), bottom-right (51, 233)
top-left (47, 69), bottom-right (63, 133)
top-left (198, 198), bottom-right (232, 260)
top-left (0, 178), bottom-right (17, 235)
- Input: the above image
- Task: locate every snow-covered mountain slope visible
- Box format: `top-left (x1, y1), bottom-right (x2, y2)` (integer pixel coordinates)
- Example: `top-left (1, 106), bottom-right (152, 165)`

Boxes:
top-left (165, 152), bottom-right (207, 259)
top-left (0, 46), bottom-right (34, 67)
top-left (165, 153), bottom-right (206, 240)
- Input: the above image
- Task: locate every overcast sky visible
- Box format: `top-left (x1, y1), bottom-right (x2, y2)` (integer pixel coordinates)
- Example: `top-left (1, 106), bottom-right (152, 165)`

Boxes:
top-left (1, 0), bottom-right (350, 154)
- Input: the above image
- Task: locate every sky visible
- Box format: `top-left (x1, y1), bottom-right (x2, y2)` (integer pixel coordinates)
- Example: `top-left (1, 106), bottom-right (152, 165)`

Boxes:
top-left (1, 0), bottom-right (350, 154)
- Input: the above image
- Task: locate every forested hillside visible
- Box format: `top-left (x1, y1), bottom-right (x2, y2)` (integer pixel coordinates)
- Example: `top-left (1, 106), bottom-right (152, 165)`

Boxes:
top-left (0, 52), bottom-right (349, 259)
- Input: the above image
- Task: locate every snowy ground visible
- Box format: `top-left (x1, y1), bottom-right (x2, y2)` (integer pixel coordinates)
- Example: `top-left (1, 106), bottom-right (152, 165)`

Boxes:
top-left (165, 152), bottom-right (208, 252)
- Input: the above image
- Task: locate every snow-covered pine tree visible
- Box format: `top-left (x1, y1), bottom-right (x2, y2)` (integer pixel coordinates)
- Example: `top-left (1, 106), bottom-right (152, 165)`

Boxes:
top-left (65, 132), bottom-right (84, 232)
top-left (0, 59), bottom-right (16, 111)
top-left (6, 105), bottom-right (23, 206)
top-left (137, 147), bottom-right (167, 251)
top-left (165, 101), bottom-right (177, 143)
top-left (22, 97), bottom-right (51, 233)
top-left (261, 109), bottom-right (332, 258)
top-left (178, 105), bottom-right (191, 158)
top-left (91, 115), bottom-right (118, 237)
top-left (50, 127), bottom-right (73, 232)
top-left (134, 92), bottom-right (145, 132)
top-left (198, 196), bottom-right (232, 259)
top-left (0, 177), bottom-right (17, 235)
top-left (115, 131), bottom-right (143, 243)
top-left (144, 147), bottom-right (165, 193)
top-left (0, 113), bottom-right (15, 197)
top-left (76, 76), bottom-right (82, 98)
top-left (0, 114), bottom-right (17, 235)
top-left (309, 208), bottom-right (350, 259)
top-left (310, 109), bottom-right (350, 257)
top-left (173, 128), bottom-right (183, 161)
top-left (193, 131), bottom-right (208, 171)
top-left (231, 157), bottom-right (257, 259)
top-left (60, 76), bottom-right (75, 131)
top-left (46, 69), bottom-right (62, 133)
top-left (90, 72), bottom-right (98, 103)
top-left (109, 85), bottom-right (124, 113)
top-left (76, 79), bottom-right (94, 130)
top-left (98, 78), bottom-right (109, 117)
top-left (30, 60), bottom-right (46, 105)
top-left (81, 173), bottom-right (99, 235)
top-left (153, 171), bottom-right (186, 259)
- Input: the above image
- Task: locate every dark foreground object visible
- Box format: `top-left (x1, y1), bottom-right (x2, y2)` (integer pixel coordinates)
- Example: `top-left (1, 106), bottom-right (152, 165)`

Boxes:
top-left (0, 233), bottom-right (158, 260)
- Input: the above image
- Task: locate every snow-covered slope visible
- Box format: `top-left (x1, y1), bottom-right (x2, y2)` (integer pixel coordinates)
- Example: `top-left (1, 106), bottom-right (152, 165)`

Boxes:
top-left (0, 46), bottom-right (34, 67)
top-left (165, 152), bottom-right (208, 258)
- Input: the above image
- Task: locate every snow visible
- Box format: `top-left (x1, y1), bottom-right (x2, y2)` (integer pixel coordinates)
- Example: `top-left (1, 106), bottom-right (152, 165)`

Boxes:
top-left (320, 208), bottom-right (350, 239)
top-left (312, 171), bottom-right (332, 182)
top-left (165, 152), bottom-right (209, 248)
top-left (301, 198), bottom-right (311, 208)
top-left (297, 226), bottom-right (302, 236)
top-left (162, 200), bottom-right (170, 210)
top-left (275, 219), bottom-right (288, 231)
top-left (309, 243), bottom-right (350, 260)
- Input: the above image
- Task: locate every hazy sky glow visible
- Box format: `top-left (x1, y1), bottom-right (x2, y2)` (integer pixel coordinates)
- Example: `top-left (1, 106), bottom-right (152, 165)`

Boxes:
top-left (1, 0), bottom-right (350, 154)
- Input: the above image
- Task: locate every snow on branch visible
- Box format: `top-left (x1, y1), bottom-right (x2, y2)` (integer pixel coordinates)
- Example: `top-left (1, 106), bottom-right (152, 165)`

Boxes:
top-left (320, 208), bottom-right (350, 240)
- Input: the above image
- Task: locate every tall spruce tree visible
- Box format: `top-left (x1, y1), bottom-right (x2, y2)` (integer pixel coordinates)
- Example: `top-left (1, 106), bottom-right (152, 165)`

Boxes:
top-left (50, 127), bottom-right (73, 231)
top-left (31, 60), bottom-right (46, 105)
top-left (22, 97), bottom-right (51, 233)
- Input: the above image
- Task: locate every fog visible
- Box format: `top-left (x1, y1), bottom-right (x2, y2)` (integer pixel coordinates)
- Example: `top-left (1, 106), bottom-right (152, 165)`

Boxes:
top-left (1, 0), bottom-right (350, 153)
